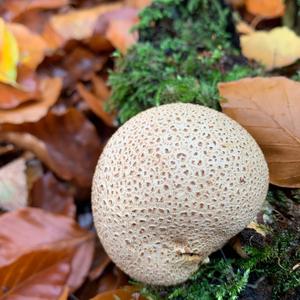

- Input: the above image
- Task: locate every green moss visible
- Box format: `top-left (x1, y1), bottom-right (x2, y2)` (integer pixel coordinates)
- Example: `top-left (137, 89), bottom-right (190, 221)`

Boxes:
top-left (139, 227), bottom-right (299, 300)
top-left (108, 0), bottom-right (261, 124)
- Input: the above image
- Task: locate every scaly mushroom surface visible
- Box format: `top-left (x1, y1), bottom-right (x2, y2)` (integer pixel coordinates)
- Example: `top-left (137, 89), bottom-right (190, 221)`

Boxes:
top-left (92, 103), bottom-right (269, 286)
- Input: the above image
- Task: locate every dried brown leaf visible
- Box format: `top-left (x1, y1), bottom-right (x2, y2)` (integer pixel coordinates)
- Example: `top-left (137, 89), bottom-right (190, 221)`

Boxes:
top-left (91, 286), bottom-right (145, 300)
top-left (106, 18), bottom-right (138, 54)
top-left (97, 266), bottom-right (128, 294)
top-left (88, 240), bottom-right (111, 281)
top-left (1, 0), bottom-right (70, 21)
top-left (91, 74), bottom-right (110, 102)
top-left (45, 3), bottom-right (122, 47)
top-left (8, 23), bottom-right (48, 70)
top-left (0, 208), bottom-right (94, 292)
top-left (245, 0), bottom-right (285, 18)
top-left (0, 158), bottom-right (27, 211)
top-left (64, 47), bottom-right (108, 86)
top-left (0, 76), bottom-right (62, 124)
top-left (218, 76), bottom-right (300, 187)
top-left (1, 108), bottom-right (101, 187)
top-left (77, 83), bottom-right (116, 127)
top-left (125, 0), bottom-right (152, 9)
top-left (93, 8), bottom-right (139, 54)
top-left (30, 172), bottom-right (76, 217)
top-left (0, 249), bottom-right (71, 299)
top-left (0, 67), bottom-right (40, 110)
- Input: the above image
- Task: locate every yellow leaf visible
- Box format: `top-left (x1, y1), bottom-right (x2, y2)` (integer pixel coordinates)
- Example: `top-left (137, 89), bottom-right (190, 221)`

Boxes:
top-left (241, 27), bottom-right (300, 70)
top-left (0, 18), bottom-right (19, 85)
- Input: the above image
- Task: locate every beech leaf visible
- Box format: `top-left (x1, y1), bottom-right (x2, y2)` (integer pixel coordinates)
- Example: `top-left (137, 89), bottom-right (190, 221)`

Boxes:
top-left (218, 76), bottom-right (300, 187)
top-left (0, 208), bottom-right (94, 295)
top-left (30, 172), bottom-right (76, 218)
top-left (0, 67), bottom-right (40, 110)
top-left (0, 249), bottom-right (71, 299)
top-left (77, 83), bottom-right (116, 127)
top-left (91, 286), bottom-right (145, 300)
top-left (8, 23), bottom-right (48, 70)
top-left (0, 76), bottom-right (62, 124)
top-left (45, 3), bottom-right (122, 47)
top-left (1, 109), bottom-right (101, 187)
top-left (241, 27), bottom-right (300, 70)
top-left (245, 0), bottom-right (285, 18)
top-left (1, 0), bottom-right (70, 21)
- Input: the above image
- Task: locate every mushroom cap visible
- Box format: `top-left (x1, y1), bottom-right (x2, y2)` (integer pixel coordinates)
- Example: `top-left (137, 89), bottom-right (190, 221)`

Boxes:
top-left (92, 103), bottom-right (269, 286)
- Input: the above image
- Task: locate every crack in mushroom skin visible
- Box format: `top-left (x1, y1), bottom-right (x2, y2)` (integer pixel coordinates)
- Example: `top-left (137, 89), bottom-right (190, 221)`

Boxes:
top-left (92, 103), bottom-right (269, 286)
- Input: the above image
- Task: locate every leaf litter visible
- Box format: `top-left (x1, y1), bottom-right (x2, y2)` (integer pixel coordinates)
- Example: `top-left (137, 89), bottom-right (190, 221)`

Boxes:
top-left (0, 0), bottom-right (299, 299)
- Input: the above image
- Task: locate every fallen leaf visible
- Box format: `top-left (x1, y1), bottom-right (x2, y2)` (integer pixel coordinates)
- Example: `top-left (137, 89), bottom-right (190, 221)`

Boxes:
top-left (245, 0), bottom-right (285, 18)
top-left (30, 172), bottom-right (76, 218)
top-left (93, 8), bottom-right (139, 54)
top-left (0, 18), bottom-right (19, 85)
top-left (89, 241), bottom-right (111, 281)
top-left (97, 266), bottom-right (128, 294)
top-left (0, 157), bottom-right (27, 211)
top-left (91, 74), bottom-right (110, 102)
top-left (91, 286), bottom-right (145, 300)
top-left (0, 143), bottom-right (15, 156)
top-left (236, 21), bottom-right (254, 35)
top-left (247, 221), bottom-right (268, 237)
top-left (0, 76), bottom-right (62, 124)
top-left (106, 18), bottom-right (138, 54)
top-left (8, 23), bottom-right (48, 70)
top-left (0, 66), bottom-right (40, 109)
top-left (0, 208), bottom-right (94, 293)
top-left (64, 47), bottom-right (108, 86)
top-left (58, 286), bottom-right (70, 300)
top-left (125, 0), bottom-right (152, 9)
top-left (77, 83), bottom-right (116, 127)
top-left (1, 109), bottom-right (101, 187)
top-left (241, 27), bottom-right (300, 70)
top-left (45, 3), bottom-right (122, 47)
top-left (1, 0), bottom-right (70, 21)
top-left (218, 76), bottom-right (300, 187)
top-left (25, 156), bottom-right (44, 190)
top-left (0, 248), bottom-right (71, 299)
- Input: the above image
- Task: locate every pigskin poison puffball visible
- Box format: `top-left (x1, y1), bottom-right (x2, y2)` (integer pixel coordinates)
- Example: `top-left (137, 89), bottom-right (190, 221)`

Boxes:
top-left (92, 103), bottom-right (269, 286)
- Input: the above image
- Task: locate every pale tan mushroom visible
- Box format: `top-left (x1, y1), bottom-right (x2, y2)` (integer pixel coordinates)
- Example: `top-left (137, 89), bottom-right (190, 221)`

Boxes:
top-left (92, 103), bottom-right (269, 286)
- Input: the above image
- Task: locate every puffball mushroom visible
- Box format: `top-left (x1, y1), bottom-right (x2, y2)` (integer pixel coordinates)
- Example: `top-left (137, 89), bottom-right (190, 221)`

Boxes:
top-left (92, 103), bottom-right (269, 286)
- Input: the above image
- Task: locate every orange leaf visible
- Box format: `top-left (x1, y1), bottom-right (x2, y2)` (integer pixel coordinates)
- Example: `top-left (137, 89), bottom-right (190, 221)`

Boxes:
top-left (1, 0), bottom-right (69, 21)
top-left (0, 76), bottom-right (62, 124)
top-left (91, 286), bottom-right (146, 300)
top-left (8, 23), bottom-right (48, 70)
top-left (45, 3), bottom-right (122, 48)
top-left (0, 208), bottom-right (94, 295)
top-left (97, 8), bottom-right (139, 54)
top-left (125, 0), bottom-right (152, 9)
top-left (91, 74), bottom-right (110, 102)
top-left (0, 249), bottom-right (71, 299)
top-left (245, 0), bottom-right (285, 18)
top-left (218, 77), bottom-right (300, 187)
top-left (0, 66), bottom-right (40, 109)
top-left (77, 83), bottom-right (116, 127)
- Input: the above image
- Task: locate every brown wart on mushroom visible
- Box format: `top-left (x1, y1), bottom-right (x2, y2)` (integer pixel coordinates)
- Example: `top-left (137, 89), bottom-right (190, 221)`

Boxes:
top-left (92, 103), bottom-right (269, 286)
